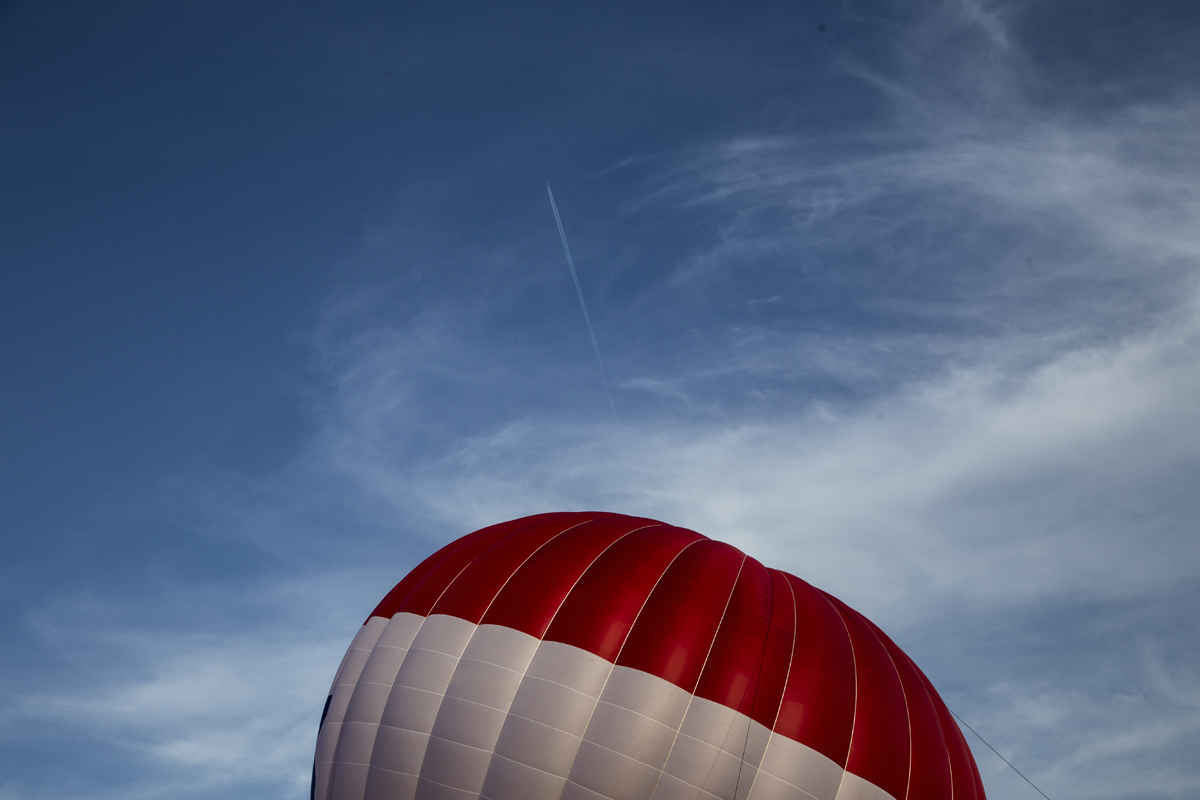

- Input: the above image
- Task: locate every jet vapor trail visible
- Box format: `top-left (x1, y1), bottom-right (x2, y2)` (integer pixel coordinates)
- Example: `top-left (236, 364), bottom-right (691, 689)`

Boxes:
top-left (546, 184), bottom-right (617, 420)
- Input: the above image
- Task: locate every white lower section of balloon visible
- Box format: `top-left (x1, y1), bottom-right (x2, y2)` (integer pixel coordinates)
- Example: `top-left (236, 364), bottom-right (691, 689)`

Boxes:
top-left (314, 613), bottom-right (894, 800)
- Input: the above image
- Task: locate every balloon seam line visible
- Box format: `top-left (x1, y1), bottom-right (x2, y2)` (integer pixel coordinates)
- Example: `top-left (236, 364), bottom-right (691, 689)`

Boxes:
top-left (648, 553), bottom-right (750, 799)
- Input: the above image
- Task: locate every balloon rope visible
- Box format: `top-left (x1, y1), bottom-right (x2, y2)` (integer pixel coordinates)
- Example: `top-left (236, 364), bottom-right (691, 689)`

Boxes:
top-left (947, 709), bottom-right (1052, 800)
top-left (837, 607), bottom-right (1053, 800)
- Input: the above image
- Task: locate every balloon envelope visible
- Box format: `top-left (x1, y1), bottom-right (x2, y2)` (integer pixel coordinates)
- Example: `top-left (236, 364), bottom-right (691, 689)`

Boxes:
top-left (313, 512), bottom-right (986, 800)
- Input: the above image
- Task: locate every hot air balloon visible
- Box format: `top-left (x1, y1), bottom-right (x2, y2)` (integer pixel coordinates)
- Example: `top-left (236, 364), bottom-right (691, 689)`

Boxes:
top-left (312, 512), bottom-right (986, 800)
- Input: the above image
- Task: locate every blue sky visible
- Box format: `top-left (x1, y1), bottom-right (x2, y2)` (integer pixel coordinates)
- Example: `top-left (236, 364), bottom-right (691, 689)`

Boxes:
top-left (2, 1), bottom-right (1199, 798)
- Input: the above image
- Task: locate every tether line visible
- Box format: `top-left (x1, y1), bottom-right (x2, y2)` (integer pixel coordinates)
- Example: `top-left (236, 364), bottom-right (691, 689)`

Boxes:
top-left (948, 708), bottom-right (1052, 800)
top-left (835, 605), bottom-right (1053, 800)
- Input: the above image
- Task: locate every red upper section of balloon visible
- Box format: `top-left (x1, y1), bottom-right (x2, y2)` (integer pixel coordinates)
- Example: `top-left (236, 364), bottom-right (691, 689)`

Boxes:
top-left (367, 511), bottom-right (986, 800)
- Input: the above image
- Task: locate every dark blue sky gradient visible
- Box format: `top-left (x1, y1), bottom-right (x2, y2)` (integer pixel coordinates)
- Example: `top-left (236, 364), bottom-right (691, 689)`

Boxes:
top-left (3, 2), bottom-right (1199, 798)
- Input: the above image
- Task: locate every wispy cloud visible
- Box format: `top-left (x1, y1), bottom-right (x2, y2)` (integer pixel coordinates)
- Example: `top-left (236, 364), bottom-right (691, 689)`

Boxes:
top-left (1, 578), bottom-right (372, 800)
top-left (264, 6), bottom-right (1200, 796)
top-left (6, 2), bottom-right (1198, 799)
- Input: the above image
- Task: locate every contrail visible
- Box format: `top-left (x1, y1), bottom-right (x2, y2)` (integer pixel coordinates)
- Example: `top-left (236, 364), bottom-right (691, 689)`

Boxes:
top-left (546, 184), bottom-right (617, 420)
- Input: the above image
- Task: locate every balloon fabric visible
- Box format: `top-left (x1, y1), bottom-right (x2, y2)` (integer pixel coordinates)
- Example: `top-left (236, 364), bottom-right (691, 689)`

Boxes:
top-left (312, 512), bottom-right (986, 800)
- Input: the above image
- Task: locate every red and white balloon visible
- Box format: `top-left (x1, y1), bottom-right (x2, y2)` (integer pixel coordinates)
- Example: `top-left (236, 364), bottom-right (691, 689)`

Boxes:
top-left (313, 512), bottom-right (986, 800)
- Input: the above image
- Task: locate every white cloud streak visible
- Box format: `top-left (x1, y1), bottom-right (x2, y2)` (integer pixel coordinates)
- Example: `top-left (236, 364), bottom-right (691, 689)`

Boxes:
top-left (1, 578), bottom-right (377, 800)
